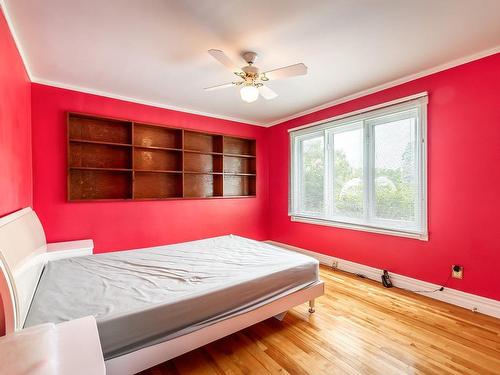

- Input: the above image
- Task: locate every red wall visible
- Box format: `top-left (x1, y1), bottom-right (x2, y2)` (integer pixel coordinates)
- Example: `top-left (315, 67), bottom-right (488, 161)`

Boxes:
top-left (0, 8), bottom-right (31, 217)
top-left (268, 54), bottom-right (500, 301)
top-left (0, 7), bottom-right (31, 335)
top-left (31, 84), bottom-right (269, 253)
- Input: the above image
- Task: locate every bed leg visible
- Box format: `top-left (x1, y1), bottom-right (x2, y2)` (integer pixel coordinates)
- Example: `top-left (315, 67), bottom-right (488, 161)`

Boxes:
top-left (308, 299), bottom-right (315, 314)
top-left (274, 312), bottom-right (287, 321)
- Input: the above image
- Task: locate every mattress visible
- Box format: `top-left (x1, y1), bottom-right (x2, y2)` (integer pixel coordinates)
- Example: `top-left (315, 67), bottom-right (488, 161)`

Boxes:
top-left (25, 235), bottom-right (319, 360)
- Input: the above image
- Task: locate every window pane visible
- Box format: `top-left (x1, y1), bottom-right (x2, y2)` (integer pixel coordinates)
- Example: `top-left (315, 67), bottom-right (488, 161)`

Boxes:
top-left (299, 136), bottom-right (324, 214)
top-left (373, 116), bottom-right (417, 222)
top-left (290, 98), bottom-right (426, 238)
top-left (333, 126), bottom-right (364, 219)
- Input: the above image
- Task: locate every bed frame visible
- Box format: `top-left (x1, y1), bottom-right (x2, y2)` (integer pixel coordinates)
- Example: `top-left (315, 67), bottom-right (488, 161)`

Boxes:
top-left (0, 207), bottom-right (324, 375)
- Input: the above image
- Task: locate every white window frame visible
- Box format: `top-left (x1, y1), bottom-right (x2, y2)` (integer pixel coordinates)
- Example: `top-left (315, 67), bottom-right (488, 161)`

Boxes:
top-left (289, 93), bottom-right (428, 240)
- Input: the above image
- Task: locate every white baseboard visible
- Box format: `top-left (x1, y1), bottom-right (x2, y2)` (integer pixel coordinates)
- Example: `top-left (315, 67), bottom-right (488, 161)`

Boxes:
top-left (266, 241), bottom-right (500, 319)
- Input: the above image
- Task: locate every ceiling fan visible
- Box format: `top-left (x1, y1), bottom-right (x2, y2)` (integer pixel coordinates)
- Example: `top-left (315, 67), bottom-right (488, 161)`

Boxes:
top-left (204, 49), bottom-right (308, 103)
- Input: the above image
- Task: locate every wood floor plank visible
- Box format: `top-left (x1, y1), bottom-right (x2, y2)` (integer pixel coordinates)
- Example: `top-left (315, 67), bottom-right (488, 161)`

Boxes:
top-left (140, 266), bottom-right (500, 375)
top-left (233, 332), bottom-right (289, 375)
top-left (171, 350), bottom-right (223, 375)
top-left (203, 335), bottom-right (272, 375)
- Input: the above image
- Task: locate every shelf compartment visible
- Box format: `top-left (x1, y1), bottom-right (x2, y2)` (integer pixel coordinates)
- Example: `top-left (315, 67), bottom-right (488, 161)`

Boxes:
top-left (223, 156), bottom-right (256, 175)
top-left (184, 174), bottom-right (223, 198)
top-left (69, 114), bottom-right (132, 144)
top-left (223, 137), bottom-right (256, 156)
top-left (69, 169), bottom-right (132, 200)
top-left (70, 142), bottom-right (132, 169)
top-left (184, 131), bottom-right (223, 153)
top-left (134, 172), bottom-right (182, 199)
top-left (134, 148), bottom-right (182, 171)
top-left (223, 175), bottom-right (256, 197)
top-left (184, 152), bottom-right (222, 173)
top-left (134, 123), bottom-right (182, 149)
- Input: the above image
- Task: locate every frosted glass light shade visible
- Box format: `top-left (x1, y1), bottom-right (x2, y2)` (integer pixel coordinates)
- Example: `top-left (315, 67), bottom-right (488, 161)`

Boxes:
top-left (240, 85), bottom-right (259, 103)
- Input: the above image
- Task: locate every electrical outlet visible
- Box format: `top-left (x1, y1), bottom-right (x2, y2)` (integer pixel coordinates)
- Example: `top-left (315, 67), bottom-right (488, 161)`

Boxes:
top-left (452, 265), bottom-right (463, 279)
top-left (331, 260), bottom-right (338, 269)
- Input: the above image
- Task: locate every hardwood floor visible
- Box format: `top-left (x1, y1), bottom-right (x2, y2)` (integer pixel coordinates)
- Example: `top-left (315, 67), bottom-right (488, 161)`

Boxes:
top-left (140, 266), bottom-right (500, 375)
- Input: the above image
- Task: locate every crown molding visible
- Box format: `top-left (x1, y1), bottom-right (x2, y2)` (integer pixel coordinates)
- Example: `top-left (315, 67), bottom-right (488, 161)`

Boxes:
top-left (31, 78), bottom-right (267, 127)
top-left (266, 45), bottom-right (500, 127)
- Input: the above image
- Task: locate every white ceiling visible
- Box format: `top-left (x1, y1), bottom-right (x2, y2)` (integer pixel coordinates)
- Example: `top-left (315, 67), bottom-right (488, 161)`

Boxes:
top-left (3, 0), bottom-right (500, 126)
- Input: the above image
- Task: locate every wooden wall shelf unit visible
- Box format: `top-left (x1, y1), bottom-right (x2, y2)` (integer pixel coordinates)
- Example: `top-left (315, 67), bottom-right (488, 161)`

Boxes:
top-left (67, 113), bottom-right (256, 201)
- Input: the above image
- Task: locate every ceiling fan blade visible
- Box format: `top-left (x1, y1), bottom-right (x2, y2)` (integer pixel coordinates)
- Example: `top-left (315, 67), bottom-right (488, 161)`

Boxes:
top-left (208, 49), bottom-right (242, 73)
top-left (204, 82), bottom-right (235, 91)
top-left (262, 63), bottom-right (307, 81)
top-left (259, 85), bottom-right (278, 100)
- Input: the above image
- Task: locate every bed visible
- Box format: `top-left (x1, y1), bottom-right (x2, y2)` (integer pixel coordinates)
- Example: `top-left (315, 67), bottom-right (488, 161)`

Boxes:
top-left (0, 208), bottom-right (324, 375)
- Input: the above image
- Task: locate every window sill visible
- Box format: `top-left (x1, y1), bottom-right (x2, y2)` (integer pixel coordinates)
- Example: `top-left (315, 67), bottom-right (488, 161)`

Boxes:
top-left (290, 215), bottom-right (428, 241)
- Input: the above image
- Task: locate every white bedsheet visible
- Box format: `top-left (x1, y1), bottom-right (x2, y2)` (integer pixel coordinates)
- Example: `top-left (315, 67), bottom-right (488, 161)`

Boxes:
top-left (25, 235), bottom-right (319, 359)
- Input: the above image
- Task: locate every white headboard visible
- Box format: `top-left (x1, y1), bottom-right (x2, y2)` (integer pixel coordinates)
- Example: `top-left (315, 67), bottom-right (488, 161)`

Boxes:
top-left (0, 207), bottom-right (47, 333)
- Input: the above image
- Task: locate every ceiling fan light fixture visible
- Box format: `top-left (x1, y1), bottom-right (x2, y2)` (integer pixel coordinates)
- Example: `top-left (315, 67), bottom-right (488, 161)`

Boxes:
top-left (240, 85), bottom-right (259, 103)
top-left (206, 49), bottom-right (307, 102)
